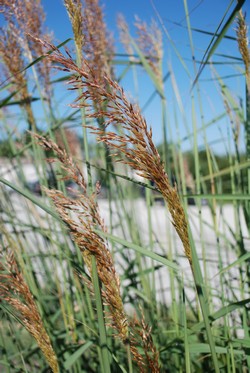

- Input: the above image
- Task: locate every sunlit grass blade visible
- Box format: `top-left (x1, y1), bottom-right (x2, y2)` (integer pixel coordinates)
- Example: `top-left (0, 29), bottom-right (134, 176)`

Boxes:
top-left (95, 229), bottom-right (179, 271)
top-left (192, 0), bottom-right (246, 87)
top-left (191, 298), bottom-right (250, 333)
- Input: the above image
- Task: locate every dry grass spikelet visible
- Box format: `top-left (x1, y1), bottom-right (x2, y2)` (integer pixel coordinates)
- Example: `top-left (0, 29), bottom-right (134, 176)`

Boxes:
top-left (65, 0), bottom-right (114, 90)
top-left (135, 16), bottom-right (163, 84)
top-left (0, 22), bottom-right (36, 130)
top-left (0, 22), bottom-right (24, 81)
top-left (0, 248), bottom-right (59, 373)
top-left (236, 11), bottom-right (250, 71)
top-left (130, 308), bottom-right (160, 373)
top-left (117, 14), bottom-right (135, 61)
top-left (118, 14), bottom-right (163, 84)
top-left (85, 84), bottom-right (191, 264)
top-left (64, 0), bottom-right (83, 53)
top-left (236, 10), bottom-right (250, 91)
top-left (80, 0), bottom-right (114, 84)
top-left (0, 0), bottom-right (53, 105)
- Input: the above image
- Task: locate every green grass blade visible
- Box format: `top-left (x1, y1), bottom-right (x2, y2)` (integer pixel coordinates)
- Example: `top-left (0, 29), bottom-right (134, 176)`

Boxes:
top-left (213, 252), bottom-right (250, 277)
top-left (188, 229), bottom-right (221, 372)
top-left (0, 177), bottom-right (60, 221)
top-left (189, 343), bottom-right (244, 355)
top-left (184, 193), bottom-right (250, 201)
top-left (94, 229), bottom-right (179, 271)
top-left (200, 160), bottom-right (250, 182)
top-left (193, 0), bottom-right (246, 86)
top-left (63, 341), bottom-right (93, 370)
top-left (191, 298), bottom-right (250, 333)
top-left (91, 256), bottom-right (111, 373)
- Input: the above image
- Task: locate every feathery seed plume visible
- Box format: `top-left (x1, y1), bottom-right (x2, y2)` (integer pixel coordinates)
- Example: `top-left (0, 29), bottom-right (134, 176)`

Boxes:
top-left (0, 21), bottom-right (36, 130)
top-left (236, 10), bottom-right (250, 92)
top-left (117, 14), bottom-right (136, 62)
top-left (82, 0), bottom-right (114, 82)
top-left (135, 16), bottom-right (163, 84)
top-left (131, 308), bottom-right (160, 372)
top-left (0, 0), bottom-right (53, 106)
top-left (64, 0), bottom-right (83, 53)
top-left (29, 37), bottom-right (192, 264)
top-left (0, 247), bottom-right (59, 373)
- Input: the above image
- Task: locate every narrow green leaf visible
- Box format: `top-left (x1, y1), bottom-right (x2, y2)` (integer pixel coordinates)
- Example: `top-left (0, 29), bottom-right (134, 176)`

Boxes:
top-left (189, 343), bottom-right (244, 355)
top-left (200, 160), bottom-right (250, 182)
top-left (191, 298), bottom-right (250, 333)
top-left (184, 194), bottom-right (250, 201)
top-left (1, 97), bottom-right (41, 107)
top-left (94, 229), bottom-right (179, 271)
top-left (64, 341), bottom-right (93, 370)
top-left (190, 27), bottom-right (237, 41)
top-left (193, 0), bottom-right (246, 86)
top-left (0, 177), bottom-right (60, 221)
top-left (213, 253), bottom-right (250, 278)
top-left (0, 89), bottom-right (21, 108)
top-left (181, 112), bottom-right (227, 142)
top-left (188, 228), bottom-right (220, 372)
top-left (85, 161), bottom-right (158, 191)
top-left (232, 339), bottom-right (250, 349)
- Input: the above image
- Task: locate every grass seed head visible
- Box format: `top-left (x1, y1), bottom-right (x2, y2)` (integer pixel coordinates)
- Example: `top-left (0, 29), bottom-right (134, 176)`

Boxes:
top-left (135, 16), bottom-right (163, 84)
top-left (236, 10), bottom-right (250, 92)
top-left (64, 0), bottom-right (83, 52)
top-left (31, 41), bottom-right (192, 264)
top-left (0, 247), bottom-right (59, 373)
top-left (0, 22), bottom-right (37, 130)
top-left (1, 0), bottom-right (53, 104)
top-left (117, 14), bottom-right (135, 60)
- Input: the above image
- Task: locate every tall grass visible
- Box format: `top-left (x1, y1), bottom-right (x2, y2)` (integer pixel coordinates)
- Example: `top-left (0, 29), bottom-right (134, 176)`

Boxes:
top-left (0, 0), bottom-right (249, 372)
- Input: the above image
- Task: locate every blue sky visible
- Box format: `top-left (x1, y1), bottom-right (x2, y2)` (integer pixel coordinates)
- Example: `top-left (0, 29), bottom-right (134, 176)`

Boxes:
top-left (39, 0), bottom-right (249, 154)
top-left (1, 1), bottom-right (249, 153)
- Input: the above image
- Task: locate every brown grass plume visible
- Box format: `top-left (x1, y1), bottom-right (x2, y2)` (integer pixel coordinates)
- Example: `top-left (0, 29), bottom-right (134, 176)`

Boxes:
top-left (30, 36), bottom-right (192, 266)
top-left (0, 245), bottom-right (59, 372)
